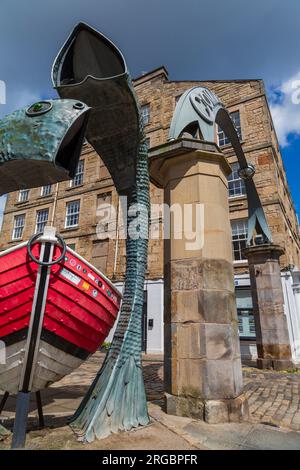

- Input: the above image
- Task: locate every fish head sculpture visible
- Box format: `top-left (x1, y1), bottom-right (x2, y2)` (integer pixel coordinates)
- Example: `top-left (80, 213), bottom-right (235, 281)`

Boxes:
top-left (169, 86), bottom-right (224, 142)
top-left (0, 99), bottom-right (90, 195)
top-left (169, 86), bottom-right (272, 245)
top-left (52, 23), bottom-right (151, 441)
top-left (52, 22), bottom-right (140, 194)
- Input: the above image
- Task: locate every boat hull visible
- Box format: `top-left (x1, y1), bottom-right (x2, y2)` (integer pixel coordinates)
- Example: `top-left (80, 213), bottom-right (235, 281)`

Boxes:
top-left (0, 242), bottom-right (121, 394)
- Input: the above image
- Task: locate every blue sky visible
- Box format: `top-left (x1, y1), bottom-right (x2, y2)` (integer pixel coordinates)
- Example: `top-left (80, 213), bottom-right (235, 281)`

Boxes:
top-left (0, 0), bottom-right (300, 225)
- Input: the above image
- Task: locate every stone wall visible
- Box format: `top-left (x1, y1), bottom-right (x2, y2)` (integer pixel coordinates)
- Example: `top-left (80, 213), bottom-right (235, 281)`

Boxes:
top-left (1, 66), bottom-right (299, 280)
top-left (133, 68), bottom-right (300, 270)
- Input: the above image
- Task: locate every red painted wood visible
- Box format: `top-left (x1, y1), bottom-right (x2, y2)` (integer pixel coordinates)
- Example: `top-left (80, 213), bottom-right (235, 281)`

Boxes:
top-left (0, 243), bottom-right (121, 354)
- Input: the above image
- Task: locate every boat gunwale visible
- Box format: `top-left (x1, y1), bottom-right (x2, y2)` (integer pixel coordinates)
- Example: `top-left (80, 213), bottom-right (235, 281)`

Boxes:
top-left (0, 241), bottom-right (122, 299)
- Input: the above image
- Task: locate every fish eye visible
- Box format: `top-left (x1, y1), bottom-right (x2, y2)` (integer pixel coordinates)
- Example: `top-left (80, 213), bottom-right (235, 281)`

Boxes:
top-left (26, 101), bottom-right (53, 117)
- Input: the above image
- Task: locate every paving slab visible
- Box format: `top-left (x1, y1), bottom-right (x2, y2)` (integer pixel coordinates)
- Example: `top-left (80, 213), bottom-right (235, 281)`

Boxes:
top-left (0, 418), bottom-right (201, 450)
top-left (149, 403), bottom-right (300, 450)
top-left (1, 352), bottom-right (300, 450)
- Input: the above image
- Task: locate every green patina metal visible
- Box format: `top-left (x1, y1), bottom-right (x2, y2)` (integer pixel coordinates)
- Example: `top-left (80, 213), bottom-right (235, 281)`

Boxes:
top-left (52, 23), bottom-right (150, 441)
top-left (0, 99), bottom-right (89, 194)
top-left (169, 86), bottom-right (273, 246)
top-left (71, 133), bottom-right (150, 441)
top-left (0, 22), bottom-right (271, 444)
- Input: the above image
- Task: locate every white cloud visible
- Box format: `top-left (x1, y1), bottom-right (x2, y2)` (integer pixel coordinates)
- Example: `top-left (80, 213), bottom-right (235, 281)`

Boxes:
top-left (11, 90), bottom-right (40, 111)
top-left (0, 89), bottom-right (41, 118)
top-left (0, 81), bottom-right (43, 118)
top-left (270, 70), bottom-right (300, 147)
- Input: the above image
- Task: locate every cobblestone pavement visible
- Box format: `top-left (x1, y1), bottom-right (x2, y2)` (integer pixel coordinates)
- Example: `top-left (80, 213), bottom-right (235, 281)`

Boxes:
top-left (1, 353), bottom-right (300, 434)
top-left (142, 359), bottom-right (300, 432)
top-left (243, 368), bottom-right (300, 431)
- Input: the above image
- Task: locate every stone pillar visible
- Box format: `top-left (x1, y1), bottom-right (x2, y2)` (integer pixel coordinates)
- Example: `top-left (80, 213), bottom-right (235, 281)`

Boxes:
top-left (244, 244), bottom-right (294, 370)
top-left (149, 139), bottom-right (248, 424)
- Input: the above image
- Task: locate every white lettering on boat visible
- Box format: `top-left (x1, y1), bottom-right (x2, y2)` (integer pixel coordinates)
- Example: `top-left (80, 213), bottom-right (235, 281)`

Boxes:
top-left (60, 268), bottom-right (81, 285)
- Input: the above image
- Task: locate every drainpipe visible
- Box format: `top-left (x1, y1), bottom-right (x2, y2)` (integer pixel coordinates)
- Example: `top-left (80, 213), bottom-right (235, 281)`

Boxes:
top-left (50, 183), bottom-right (59, 227)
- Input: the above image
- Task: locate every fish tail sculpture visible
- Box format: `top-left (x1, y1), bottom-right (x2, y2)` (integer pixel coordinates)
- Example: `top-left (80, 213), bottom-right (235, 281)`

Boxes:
top-left (52, 23), bottom-right (150, 441)
top-left (71, 129), bottom-right (150, 441)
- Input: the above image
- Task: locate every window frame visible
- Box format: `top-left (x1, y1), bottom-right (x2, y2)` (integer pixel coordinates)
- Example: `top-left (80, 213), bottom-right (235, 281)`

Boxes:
top-left (65, 200), bottom-right (80, 228)
top-left (18, 189), bottom-right (29, 203)
top-left (12, 214), bottom-right (25, 240)
top-left (236, 288), bottom-right (255, 339)
top-left (41, 185), bottom-right (52, 197)
top-left (35, 208), bottom-right (49, 234)
top-left (141, 104), bottom-right (150, 126)
top-left (228, 162), bottom-right (246, 199)
top-left (231, 219), bottom-right (248, 262)
top-left (237, 308), bottom-right (256, 338)
top-left (217, 110), bottom-right (242, 147)
top-left (70, 160), bottom-right (84, 188)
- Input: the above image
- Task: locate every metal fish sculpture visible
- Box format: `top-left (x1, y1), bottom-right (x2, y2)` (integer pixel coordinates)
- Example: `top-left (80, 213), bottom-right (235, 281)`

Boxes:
top-left (52, 22), bottom-right (150, 441)
top-left (0, 99), bottom-right (90, 195)
top-left (169, 86), bottom-right (272, 245)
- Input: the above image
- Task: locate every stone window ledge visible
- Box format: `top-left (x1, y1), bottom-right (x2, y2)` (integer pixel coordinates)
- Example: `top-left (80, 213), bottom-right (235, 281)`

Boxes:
top-left (15, 201), bottom-right (29, 206)
top-left (65, 184), bottom-right (84, 191)
top-left (233, 260), bottom-right (248, 267)
top-left (37, 195), bottom-right (53, 200)
top-left (229, 195), bottom-right (247, 202)
top-left (60, 227), bottom-right (80, 234)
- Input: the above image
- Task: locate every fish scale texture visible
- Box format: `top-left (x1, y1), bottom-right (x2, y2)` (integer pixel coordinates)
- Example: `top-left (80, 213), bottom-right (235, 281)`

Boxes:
top-left (70, 111), bottom-right (150, 442)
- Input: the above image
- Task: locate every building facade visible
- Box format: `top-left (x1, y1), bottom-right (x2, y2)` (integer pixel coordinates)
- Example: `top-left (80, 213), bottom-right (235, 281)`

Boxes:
top-left (1, 67), bottom-right (300, 356)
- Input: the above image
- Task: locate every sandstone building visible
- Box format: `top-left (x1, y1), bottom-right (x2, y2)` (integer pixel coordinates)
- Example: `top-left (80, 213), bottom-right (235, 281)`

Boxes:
top-left (1, 67), bottom-right (300, 357)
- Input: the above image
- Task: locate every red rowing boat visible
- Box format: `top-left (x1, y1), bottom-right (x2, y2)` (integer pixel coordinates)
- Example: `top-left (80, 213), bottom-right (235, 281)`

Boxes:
top-left (0, 228), bottom-right (121, 394)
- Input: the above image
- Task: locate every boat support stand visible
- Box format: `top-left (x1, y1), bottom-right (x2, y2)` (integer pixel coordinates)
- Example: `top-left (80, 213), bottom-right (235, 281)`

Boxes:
top-left (0, 391), bottom-right (45, 445)
top-left (10, 227), bottom-right (66, 449)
